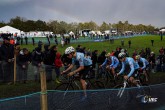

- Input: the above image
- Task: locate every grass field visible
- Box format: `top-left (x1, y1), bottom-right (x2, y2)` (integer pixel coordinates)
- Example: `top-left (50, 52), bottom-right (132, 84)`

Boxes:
top-left (20, 35), bottom-right (165, 55)
top-left (0, 35), bottom-right (165, 99)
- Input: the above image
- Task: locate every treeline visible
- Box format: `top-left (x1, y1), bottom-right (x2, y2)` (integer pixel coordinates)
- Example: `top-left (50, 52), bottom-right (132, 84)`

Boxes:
top-left (0, 16), bottom-right (157, 34)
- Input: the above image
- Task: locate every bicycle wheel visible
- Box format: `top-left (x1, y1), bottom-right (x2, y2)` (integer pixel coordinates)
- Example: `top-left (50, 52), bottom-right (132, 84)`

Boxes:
top-left (97, 68), bottom-right (109, 87)
top-left (54, 83), bottom-right (76, 110)
top-left (140, 84), bottom-right (151, 96)
top-left (90, 81), bottom-right (105, 90)
top-left (138, 73), bottom-right (147, 84)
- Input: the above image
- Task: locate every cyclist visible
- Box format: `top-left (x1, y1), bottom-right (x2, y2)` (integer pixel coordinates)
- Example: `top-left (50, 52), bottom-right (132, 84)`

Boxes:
top-left (135, 55), bottom-right (150, 81)
top-left (117, 52), bottom-right (140, 86)
top-left (100, 53), bottom-right (119, 77)
top-left (61, 46), bottom-right (92, 100)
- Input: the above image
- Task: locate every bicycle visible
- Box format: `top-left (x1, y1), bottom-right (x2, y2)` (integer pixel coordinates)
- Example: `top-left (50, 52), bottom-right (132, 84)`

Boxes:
top-left (113, 73), bottom-right (151, 103)
top-left (54, 70), bottom-right (105, 109)
top-left (97, 66), bottom-right (122, 88)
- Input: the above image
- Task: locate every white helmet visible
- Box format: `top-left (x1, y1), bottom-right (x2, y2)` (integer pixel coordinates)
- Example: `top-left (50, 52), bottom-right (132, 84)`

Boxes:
top-left (65, 46), bottom-right (75, 54)
top-left (120, 49), bottom-right (125, 53)
top-left (118, 52), bottom-right (126, 59)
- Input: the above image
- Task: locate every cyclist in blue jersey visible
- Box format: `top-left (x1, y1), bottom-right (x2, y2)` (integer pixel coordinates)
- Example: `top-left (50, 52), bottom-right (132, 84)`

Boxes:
top-left (135, 55), bottom-right (150, 81)
top-left (117, 53), bottom-right (140, 85)
top-left (61, 46), bottom-right (92, 100)
top-left (100, 53), bottom-right (119, 76)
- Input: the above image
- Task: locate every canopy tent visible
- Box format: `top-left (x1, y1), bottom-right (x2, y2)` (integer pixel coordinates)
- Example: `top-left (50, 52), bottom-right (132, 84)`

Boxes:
top-left (89, 31), bottom-right (95, 34)
top-left (69, 31), bottom-right (74, 35)
top-left (0, 25), bottom-right (21, 36)
top-left (160, 29), bottom-right (165, 32)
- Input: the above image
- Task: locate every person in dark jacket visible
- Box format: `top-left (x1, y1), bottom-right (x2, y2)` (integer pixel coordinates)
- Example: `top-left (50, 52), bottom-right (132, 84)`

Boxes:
top-left (148, 52), bottom-right (156, 73)
top-left (0, 39), bottom-right (3, 82)
top-left (0, 37), bottom-right (14, 84)
top-left (97, 50), bottom-right (107, 78)
top-left (17, 48), bottom-right (31, 83)
top-left (24, 36), bottom-right (28, 45)
top-left (32, 37), bottom-right (35, 46)
top-left (91, 50), bottom-right (98, 77)
top-left (43, 44), bottom-right (53, 82)
top-left (31, 47), bottom-right (44, 81)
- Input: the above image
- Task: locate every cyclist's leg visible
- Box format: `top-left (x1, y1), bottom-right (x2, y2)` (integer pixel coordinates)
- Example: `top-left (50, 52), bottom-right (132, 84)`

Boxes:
top-left (79, 66), bottom-right (90, 97)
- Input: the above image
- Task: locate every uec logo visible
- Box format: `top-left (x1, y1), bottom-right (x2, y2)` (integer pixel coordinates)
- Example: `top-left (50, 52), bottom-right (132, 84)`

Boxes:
top-left (141, 95), bottom-right (158, 103)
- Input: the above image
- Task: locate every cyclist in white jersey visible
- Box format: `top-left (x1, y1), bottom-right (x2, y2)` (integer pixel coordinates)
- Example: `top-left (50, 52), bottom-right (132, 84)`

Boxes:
top-left (61, 46), bottom-right (92, 100)
top-left (117, 53), bottom-right (140, 85)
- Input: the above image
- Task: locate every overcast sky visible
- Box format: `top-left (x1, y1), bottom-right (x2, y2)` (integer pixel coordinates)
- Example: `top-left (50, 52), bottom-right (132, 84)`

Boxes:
top-left (0, 0), bottom-right (165, 28)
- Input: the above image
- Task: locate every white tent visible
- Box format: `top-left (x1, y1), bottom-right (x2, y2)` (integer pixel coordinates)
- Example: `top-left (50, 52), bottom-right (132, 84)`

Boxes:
top-left (69, 31), bottom-right (74, 35)
top-left (0, 25), bottom-right (21, 36)
top-left (160, 29), bottom-right (165, 32)
top-left (89, 31), bottom-right (95, 34)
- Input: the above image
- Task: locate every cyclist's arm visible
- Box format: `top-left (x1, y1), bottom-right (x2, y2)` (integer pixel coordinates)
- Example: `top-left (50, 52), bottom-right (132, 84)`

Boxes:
top-left (73, 66), bottom-right (84, 74)
top-left (101, 58), bottom-right (107, 66)
top-left (141, 60), bottom-right (146, 70)
top-left (110, 57), bottom-right (114, 67)
top-left (127, 62), bottom-right (135, 77)
top-left (119, 62), bottom-right (125, 75)
top-left (63, 64), bottom-right (74, 73)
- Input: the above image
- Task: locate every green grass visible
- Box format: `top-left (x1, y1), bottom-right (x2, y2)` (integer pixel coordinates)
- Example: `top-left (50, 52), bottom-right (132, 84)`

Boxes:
top-left (21, 35), bottom-right (165, 56)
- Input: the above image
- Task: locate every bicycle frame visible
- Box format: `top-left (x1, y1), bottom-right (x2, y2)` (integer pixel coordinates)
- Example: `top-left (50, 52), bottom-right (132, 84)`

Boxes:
top-left (117, 80), bottom-right (128, 98)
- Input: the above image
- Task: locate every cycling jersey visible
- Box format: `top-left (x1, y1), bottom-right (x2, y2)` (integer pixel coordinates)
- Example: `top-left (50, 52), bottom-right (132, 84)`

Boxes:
top-left (72, 52), bottom-right (92, 66)
top-left (119, 57), bottom-right (139, 77)
top-left (102, 56), bottom-right (119, 68)
top-left (138, 57), bottom-right (149, 69)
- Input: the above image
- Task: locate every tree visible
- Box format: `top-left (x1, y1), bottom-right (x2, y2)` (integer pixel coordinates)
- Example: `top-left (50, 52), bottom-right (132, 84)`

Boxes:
top-left (99, 22), bottom-right (110, 32)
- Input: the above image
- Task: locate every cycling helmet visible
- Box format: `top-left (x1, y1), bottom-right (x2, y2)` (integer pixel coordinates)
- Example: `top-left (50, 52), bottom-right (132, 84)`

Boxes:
top-left (105, 53), bottom-right (111, 57)
top-left (135, 55), bottom-right (140, 60)
top-left (151, 51), bottom-right (154, 55)
top-left (118, 52), bottom-right (126, 59)
top-left (65, 46), bottom-right (75, 54)
top-left (120, 49), bottom-right (125, 53)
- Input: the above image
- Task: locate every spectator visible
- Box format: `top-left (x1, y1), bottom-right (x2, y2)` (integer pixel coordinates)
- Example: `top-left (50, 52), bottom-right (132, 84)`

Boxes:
top-left (91, 50), bottom-right (98, 77)
top-left (17, 48), bottom-right (31, 83)
top-left (0, 36), bottom-right (14, 84)
top-left (0, 38), bottom-right (3, 82)
top-left (121, 40), bottom-right (124, 46)
top-left (31, 47), bottom-right (44, 81)
top-left (151, 40), bottom-right (154, 46)
top-left (32, 37), bottom-right (35, 46)
top-left (21, 37), bottom-right (23, 45)
top-left (76, 45), bottom-right (81, 52)
top-left (148, 52), bottom-right (156, 73)
top-left (24, 36), bottom-right (28, 45)
top-left (54, 52), bottom-right (63, 83)
top-left (128, 40), bottom-right (131, 48)
top-left (43, 44), bottom-right (53, 82)
top-left (46, 35), bottom-right (50, 45)
top-left (61, 36), bottom-right (65, 47)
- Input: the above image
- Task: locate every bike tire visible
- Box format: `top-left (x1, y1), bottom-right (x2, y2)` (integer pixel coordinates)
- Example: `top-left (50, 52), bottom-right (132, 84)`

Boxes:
top-left (90, 81), bottom-right (105, 90)
top-left (54, 83), bottom-right (76, 110)
top-left (140, 84), bottom-right (151, 96)
top-left (97, 68), bottom-right (109, 87)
